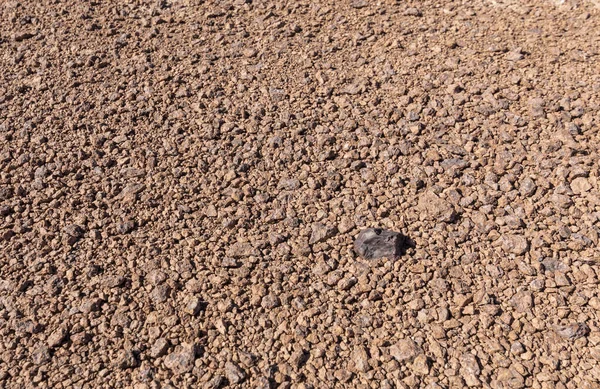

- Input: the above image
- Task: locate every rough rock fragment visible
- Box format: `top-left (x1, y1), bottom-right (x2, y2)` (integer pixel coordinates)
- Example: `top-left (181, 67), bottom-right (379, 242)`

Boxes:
top-left (554, 323), bottom-right (590, 340)
top-left (411, 354), bottom-right (430, 375)
top-left (204, 375), bottom-right (225, 389)
top-left (309, 223), bottom-right (337, 244)
top-left (506, 49), bottom-right (524, 61)
top-left (183, 295), bottom-right (203, 315)
top-left (224, 361), bottom-right (246, 384)
top-left (404, 7), bottom-right (422, 16)
top-left (571, 177), bottom-right (591, 194)
top-left (389, 339), bottom-right (422, 363)
top-left (47, 327), bottom-right (68, 348)
top-left (227, 242), bottom-right (259, 258)
top-left (354, 228), bottom-right (404, 260)
top-left (32, 346), bottom-right (51, 365)
top-left (164, 344), bottom-right (197, 374)
top-left (417, 191), bottom-right (456, 222)
top-left (64, 224), bottom-right (84, 238)
top-left (351, 0), bottom-right (368, 8)
top-left (116, 220), bottom-right (136, 234)
top-left (261, 293), bottom-right (281, 309)
top-left (511, 291), bottom-right (533, 312)
top-left (501, 234), bottom-right (529, 255)
top-left (117, 349), bottom-right (139, 369)
top-left (351, 345), bottom-right (370, 373)
top-left (151, 338), bottom-right (170, 358)
top-left (460, 353), bottom-right (481, 387)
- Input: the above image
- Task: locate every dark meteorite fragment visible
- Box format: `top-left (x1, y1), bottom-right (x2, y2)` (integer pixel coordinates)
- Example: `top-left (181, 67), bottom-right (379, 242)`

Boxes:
top-left (354, 228), bottom-right (404, 260)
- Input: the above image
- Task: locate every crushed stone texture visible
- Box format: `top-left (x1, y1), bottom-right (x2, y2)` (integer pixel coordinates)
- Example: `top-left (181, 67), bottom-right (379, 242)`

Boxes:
top-left (1, 0), bottom-right (600, 388)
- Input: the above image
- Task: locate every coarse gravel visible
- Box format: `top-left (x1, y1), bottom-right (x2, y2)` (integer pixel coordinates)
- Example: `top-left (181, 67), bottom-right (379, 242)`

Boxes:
top-left (1, 0), bottom-right (600, 388)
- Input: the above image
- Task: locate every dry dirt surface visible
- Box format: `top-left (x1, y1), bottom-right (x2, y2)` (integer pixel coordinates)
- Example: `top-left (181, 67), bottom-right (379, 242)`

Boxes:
top-left (1, 0), bottom-right (600, 388)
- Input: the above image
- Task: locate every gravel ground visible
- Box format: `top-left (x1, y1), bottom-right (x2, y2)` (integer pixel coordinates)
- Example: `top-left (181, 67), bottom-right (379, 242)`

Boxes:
top-left (1, 0), bottom-right (600, 388)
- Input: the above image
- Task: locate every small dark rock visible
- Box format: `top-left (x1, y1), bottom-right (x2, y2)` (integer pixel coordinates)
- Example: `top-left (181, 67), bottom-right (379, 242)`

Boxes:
top-left (0, 205), bottom-right (12, 216)
top-left (354, 228), bottom-right (405, 260)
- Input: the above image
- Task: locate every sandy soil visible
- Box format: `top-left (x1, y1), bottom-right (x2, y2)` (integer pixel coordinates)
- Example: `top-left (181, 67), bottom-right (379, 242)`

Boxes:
top-left (1, 0), bottom-right (600, 388)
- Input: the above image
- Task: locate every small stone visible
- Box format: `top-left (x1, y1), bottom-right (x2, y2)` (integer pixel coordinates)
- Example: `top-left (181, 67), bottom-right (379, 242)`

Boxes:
top-left (389, 339), bottom-right (422, 363)
top-left (511, 342), bottom-right (525, 355)
top-left (541, 258), bottom-right (568, 273)
top-left (501, 234), bottom-right (529, 255)
top-left (183, 296), bottom-right (203, 315)
top-left (555, 272), bottom-right (571, 287)
top-left (215, 318), bottom-right (228, 335)
top-left (221, 257), bottom-right (240, 268)
top-left (404, 7), bottom-right (422, 16)
top-left (105, 275), bottom-right (126, 288)
top-left (117, 349), bottom-right (139, 369)
top-left (571, 177), bottom-right (591, 194)
top-left (164, 344), bottom-right (197, 374)
top-left (460, 353), bottom-right (481, 387)
top-left (309, 223), bottom-right (337, 244)
top-left (31, 346), bottom-right (51, 365)
top-left (13, 32), bottom-right (35, 41)
top-left (224, 361), bottom-right (246, 384)
top-left (354, 228), bottom-right (404, 260)
top-left (278, 178), bottom-right (301, 190)
top-left (242, 48), bottom-right (258, 58)
top-left (351, 0), bottom-right (368, 9)
top-left (338, 276), bottom-right (357, 291)
top-left (80, 298), bottom-right (103, 314)
top-left (338, 216), bottom-right (356, 234)
top-left (351, 345), bottom-right (370, 373)
top-left (71, 332), bottom-right (91, 345)
top-left (239, 351), bottom-right (258, 367)
top-left (411, 354), bottom-right (430, 375)
top-left (150, 338), bottom-right (170, 358)
top-left (511, 291), bottom-right (533, 312)
top-left (530, 278), bottom-right (545, 291)
top-left (550, 193), bottom-right (573, 209)
top-left (417, 191), bottom-right (456, 222)
top-left (0, 205), bottom-right (12, 216)
top-left (120, 184), bottom-right (145, 203)
top-left (121, 167), bottom-right (145, 178)
top-left (590, 347), bottom-right (600, 362)
top-left (554, 323), bottom-right (590, 340)
top-left (261, 294), bottom-right (281, 309)
top-left (64, 224), bottom-right (84, 238)
top-left (227, 242), bottom-right (259, 257)
top-left (116, 220), bottom-right (136, 234)
top-left (333, 369), bottom-right (353, 383)
top-left (47, 327), bottom-right (68, 348)
top-left (152, 284), bottom-right (171, 303)
top-left (204, 375), bottom-right (225, 389)
top-left (3, 229), bottom-right (16, 241)
top-left (206, 204), bottom-right (218, 217)
top-left (528, 98), bottom-right (545, 117)
top-left (290, 351), bottom-right (312, 373)
top-left (506, 49), bottom-right (524, 61)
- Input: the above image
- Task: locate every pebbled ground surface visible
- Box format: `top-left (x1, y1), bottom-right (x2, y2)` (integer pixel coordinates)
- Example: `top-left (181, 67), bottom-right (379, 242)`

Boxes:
top-left (1, 0), bottom-right (600, 388)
